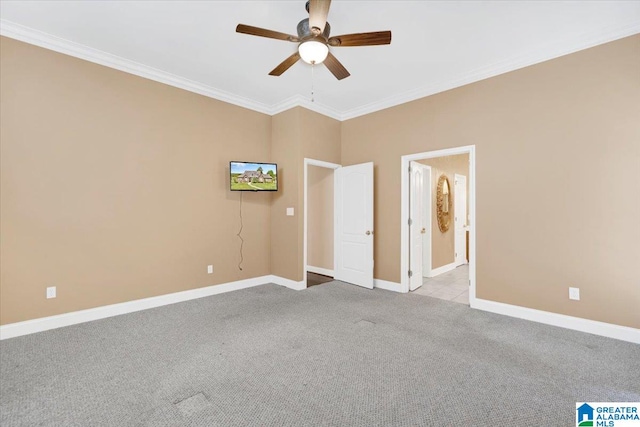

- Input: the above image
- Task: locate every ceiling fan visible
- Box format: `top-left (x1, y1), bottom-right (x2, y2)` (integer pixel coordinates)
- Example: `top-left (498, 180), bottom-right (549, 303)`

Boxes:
top-left (236, 0), bottom-right (391, 80)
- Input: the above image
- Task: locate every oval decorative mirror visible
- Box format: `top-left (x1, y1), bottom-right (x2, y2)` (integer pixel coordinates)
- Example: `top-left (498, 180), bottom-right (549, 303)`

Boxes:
top-left (436, 174), bottom-right (452, 232)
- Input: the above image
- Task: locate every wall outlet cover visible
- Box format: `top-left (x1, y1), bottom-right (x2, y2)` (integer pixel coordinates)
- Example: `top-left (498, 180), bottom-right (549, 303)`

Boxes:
top-left (46, 286), bottom-right (56, 299)
top-left (207, 265), bottom-right (213, 274)
top-left (286, 207), bottom-right (294, 216)
top-left (569, 287), bottom-right (580, 301)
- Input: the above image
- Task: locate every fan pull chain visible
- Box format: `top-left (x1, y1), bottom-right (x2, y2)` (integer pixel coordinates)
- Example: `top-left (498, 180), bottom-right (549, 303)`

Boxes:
top-left (311, 62), bottom-right (315, 103)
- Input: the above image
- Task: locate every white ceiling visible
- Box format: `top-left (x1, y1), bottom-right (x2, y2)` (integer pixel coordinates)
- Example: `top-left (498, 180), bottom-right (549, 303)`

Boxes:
top-left (1, 1), bottom-right (639, 120)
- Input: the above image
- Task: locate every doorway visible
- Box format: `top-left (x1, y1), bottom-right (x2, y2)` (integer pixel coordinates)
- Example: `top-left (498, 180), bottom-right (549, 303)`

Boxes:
top-left (400, 146), bottom-right (476, 306)
top-left (303, 159), bottom-right (375, 290)
top-left (304, 159), bottom-right (340, 289)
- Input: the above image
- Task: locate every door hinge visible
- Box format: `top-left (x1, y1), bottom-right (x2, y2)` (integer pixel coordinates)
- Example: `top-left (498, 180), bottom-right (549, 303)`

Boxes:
top-left (408, 218), bottom-right (413, 226)
top-left (408, 165), bottom-right (412, 173)
top-left (408, 270), bottom-right (413, 278)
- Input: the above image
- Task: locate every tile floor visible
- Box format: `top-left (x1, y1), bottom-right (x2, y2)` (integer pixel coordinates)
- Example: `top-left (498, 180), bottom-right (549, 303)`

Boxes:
top-left (411, 264), bottom-right (469, 304)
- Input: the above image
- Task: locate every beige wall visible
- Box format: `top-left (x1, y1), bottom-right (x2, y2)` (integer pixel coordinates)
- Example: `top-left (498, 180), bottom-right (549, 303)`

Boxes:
top-left (307, 166), bottom-right (334, 271)
top-left (298, 109), bottom-right (341, 279)
top-left (270, 107), bottom-right (341, 282)
top-left (1, 38), bottom-right (341, 325)
top-left (270, 108), bottom-right (302, 281)
top-left (342, 35), bottom-right (640, 329)
top-left (419, 154), bottom-right (469, 269)
top-left (2, 33), bottom-right (639, 330)
top-left (0, 37), bottom-right (272, 324)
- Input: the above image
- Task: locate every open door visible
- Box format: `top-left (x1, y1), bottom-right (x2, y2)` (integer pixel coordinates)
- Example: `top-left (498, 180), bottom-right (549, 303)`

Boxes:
top-left (409, 161), bottom-right (426, 291)
top-left (334, 162), bottom-right (374, 289)
top-left (421, 164), bottom-right (432, 278)
top-left (454, 174), bottom-right (468, 266)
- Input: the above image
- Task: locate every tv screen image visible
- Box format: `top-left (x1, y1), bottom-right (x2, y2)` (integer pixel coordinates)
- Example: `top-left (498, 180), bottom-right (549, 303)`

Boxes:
top-left (230, 161), bottom-right (278, 191)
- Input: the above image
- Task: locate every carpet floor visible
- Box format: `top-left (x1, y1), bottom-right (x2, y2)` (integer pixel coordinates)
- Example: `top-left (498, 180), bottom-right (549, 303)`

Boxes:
top-left (1, 282), bottom-right (638, 426)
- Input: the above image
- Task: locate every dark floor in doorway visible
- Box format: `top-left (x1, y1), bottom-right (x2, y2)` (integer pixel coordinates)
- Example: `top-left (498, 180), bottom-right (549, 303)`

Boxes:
top-left (307, 272), bottom-right (333, 287)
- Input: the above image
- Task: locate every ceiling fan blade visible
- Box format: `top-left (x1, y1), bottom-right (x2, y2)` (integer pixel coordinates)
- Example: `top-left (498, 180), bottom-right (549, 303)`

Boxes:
top-left (328, 31), bottom-right (392, 47)
top-left (236, 24), bottom-right (299, 42)
top-left (323, 52), bottom-right (350, 80)
top-left (269, 52), bottom-right (301, 76)
top-left (309, 0), bottom-right (331, 35)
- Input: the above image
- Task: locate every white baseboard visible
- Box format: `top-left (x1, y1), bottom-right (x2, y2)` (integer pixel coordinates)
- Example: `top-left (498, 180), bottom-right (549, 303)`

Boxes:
top-left (269, 275), bottom-right (306, 291)
top-left (472, 298), bottom-right (640, 344)
top-left (374, 279), bottom-right (403, 293)
top-left (428, 262), bottom-right (457, 278)
top-left (7, 275), bottom-right (634, 345)
top-left (0, 275), bottom-right (303, 340)
top-left (306, 266), bottom-right (334, 277)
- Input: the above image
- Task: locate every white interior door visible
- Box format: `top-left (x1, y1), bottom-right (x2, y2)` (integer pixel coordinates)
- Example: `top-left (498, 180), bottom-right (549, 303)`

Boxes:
top-left (409, 162), bottom-right (425, 291)
top-left (421, 165), bottom-right (432, 278)
top-left (454, 174), bottom-right (467, 266)
top-left (334, 162), bottom-right (374, 289)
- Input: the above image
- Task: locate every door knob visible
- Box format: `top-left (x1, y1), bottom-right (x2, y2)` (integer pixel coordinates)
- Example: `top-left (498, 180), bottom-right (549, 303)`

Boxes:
top-left (421, 228), bottom-right (426, 234)
top-left (366, 230), bottom-right (371, 235)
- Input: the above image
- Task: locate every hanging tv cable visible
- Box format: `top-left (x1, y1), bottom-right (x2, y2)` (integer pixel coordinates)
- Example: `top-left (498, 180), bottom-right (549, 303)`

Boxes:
top-left (237, 192), bottom-right (244, 271)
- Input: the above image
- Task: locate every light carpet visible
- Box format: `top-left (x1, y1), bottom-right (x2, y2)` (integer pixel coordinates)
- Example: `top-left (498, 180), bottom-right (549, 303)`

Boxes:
top-left (1, 282), bottom-right (638, 426)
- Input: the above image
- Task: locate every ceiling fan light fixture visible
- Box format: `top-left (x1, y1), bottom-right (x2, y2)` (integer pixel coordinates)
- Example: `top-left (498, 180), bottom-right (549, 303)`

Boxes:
top-left (298, 40), bottom-right (329, 64)
top-left (236, 1), bottom-right (390, 79)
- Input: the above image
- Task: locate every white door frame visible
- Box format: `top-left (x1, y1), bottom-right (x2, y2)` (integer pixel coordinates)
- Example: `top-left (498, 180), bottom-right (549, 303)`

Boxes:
top-left (400, 145), bottom-right (476, 307)
top-left (303, 158), bottom-right (341, 289)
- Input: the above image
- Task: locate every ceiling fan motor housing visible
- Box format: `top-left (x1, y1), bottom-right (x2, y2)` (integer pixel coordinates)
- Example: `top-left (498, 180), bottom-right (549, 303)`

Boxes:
top-left (297, 18), bottom-right (331, 41)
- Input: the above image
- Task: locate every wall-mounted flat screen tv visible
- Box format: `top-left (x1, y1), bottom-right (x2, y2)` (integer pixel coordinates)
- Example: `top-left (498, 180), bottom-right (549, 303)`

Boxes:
top-left (230, 161), bottom-right (278, 191)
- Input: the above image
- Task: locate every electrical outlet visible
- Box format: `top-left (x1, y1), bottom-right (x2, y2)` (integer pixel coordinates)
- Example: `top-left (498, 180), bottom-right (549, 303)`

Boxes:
top-left (569, 287), bottom-right (580, 301)
top-left (46, 286), bottom-right (56, 299)
top-left (207, 265), bottom-right (213, 274)
top-left (286, 207), bottom-right (294, 216)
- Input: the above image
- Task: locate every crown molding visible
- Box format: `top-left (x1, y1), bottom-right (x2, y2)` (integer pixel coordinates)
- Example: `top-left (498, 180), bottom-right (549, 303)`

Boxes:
top-left (340, 22), bottom-right (640, 121)
top-left (0, 19), bottom-right (275, 116)
top-left (295, 96), bottom-right (344, 121)
top-left (2, 19), bottom-right (639, 122)
top-left (270, 94), bottom-right (343, 121)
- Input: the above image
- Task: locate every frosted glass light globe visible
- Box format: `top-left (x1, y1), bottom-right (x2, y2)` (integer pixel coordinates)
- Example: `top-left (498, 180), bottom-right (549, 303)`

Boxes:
top-left (298, 41), bottom-right (329, 64)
